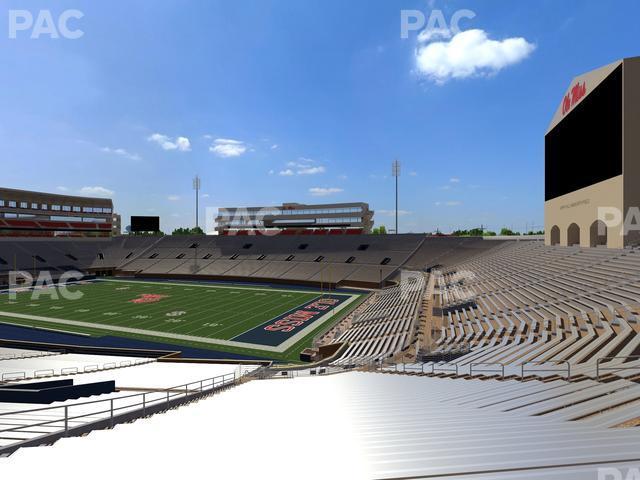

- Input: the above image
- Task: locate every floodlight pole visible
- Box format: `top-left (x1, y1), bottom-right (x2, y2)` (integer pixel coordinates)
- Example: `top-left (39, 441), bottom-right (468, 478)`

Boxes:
top-left (392, 160), bottom-right (400, 235)
top-left (193, 175), bottom-right (201, 230)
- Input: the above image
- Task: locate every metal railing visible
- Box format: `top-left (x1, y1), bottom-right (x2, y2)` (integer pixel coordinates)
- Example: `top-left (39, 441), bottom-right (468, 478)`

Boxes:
top-left (521, 360), bottom-right (571, 380)
top-left (470, 362), bottom-right (505, 379)
top-left (0, 371), bottom-right (238, 456)
top-left (254, 365), bottom-right (352, 379)
top-left (393, 363), bottom-right (434, 374)
top-left (0, 349), bottom-right (64, 362)
top-left (0, 359), bottom-right (154, 383)
top-left (596, 355), bottom-right (640, 381)
top-left (433, 363), bottom-right (460, 376)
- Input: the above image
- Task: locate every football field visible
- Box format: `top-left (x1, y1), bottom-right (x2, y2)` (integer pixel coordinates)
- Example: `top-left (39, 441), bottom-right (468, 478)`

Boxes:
top-left (0, 279), bottom-right (362, 361)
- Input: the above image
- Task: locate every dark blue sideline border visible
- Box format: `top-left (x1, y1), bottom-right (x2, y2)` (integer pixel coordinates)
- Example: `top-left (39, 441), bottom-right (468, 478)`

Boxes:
top-left (0, 323), bottom-right (273, 362)
top-left (232, 294), bottom-right (349, 347)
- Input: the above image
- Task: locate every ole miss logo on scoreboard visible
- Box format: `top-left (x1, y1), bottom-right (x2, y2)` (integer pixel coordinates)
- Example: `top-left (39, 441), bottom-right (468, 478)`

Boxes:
top-left (562, 81), bottom-right (587, 115)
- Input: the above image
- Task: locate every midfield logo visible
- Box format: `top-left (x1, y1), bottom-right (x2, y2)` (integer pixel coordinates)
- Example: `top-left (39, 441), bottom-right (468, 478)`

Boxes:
top-left (129, 294), bottom-right (168, 304)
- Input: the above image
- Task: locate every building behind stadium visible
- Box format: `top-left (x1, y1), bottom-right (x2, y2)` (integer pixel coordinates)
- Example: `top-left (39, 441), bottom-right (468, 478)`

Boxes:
top-left (545, 56), bottom-right (640, 248)
top-left (215, 202), bottom-right (374, 235)
top-left (0, 187), bottom-right (117, 237)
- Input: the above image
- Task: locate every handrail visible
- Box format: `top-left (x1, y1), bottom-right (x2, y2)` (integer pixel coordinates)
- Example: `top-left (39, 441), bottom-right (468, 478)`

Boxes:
top-left (433, 362), bottom-right (459, 376)
top-left (0, 371), bottom-right (239, 453)
top-left (596, 355), bottom-right (640, 382)
top-left (470, 362), bottom-right (505, 379)
top-left (0, 358), bottom-right (154, 383)
top-left (521, 360), bottom-right (571, 380)
top-left (393, 363), bottom-right (435, 374)
top-left (0, 372), bottom-right (237, 419)
top-left (2, 371), bottom-right (25, 381)
top-left (0, 350), bottom-right (63, 362)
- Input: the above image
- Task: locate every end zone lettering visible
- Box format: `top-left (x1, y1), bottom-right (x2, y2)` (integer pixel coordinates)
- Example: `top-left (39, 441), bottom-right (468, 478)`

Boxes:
top-left (232, 294), bottom-right (350, 347)
top-left (264, 297), bottom-right (341, 333)
top-left (265, 309), bottom-right (318, 333)
top-left (305, 298), bottom-right (339, 311)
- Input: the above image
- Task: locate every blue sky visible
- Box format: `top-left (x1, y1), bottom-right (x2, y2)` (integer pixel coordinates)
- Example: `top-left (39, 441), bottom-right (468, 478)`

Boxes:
top-left (1, 0), bottom-right (639, 234)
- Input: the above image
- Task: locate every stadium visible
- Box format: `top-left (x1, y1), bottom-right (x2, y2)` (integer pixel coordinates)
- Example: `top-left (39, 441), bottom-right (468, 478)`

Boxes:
top-left (2, 4), bottom-right (640, 479)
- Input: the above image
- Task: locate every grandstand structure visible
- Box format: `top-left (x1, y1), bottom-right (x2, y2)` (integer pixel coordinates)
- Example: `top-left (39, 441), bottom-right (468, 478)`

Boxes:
top-left (0, 234), bottom-right (502, 289)
top-left (0, 188), bottom-right (116, 238)
top-left (545, 56), bottom-right (640, 248)
top-left (1, 234), bottom-right (640, 477)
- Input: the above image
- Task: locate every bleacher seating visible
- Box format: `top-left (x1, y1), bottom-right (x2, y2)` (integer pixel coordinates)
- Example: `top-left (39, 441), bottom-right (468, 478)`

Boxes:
top-left (3, 372), bottom-right (639, 478)
top-left (0, 234), bottom-right (524, 289)
top-left (409, 240), bottom-right (640, 384)
top-left (331, 272), bottom-right (426, 365)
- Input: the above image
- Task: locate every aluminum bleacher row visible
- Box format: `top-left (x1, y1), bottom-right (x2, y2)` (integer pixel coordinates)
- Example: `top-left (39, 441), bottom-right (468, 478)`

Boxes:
top-left (0, 238), bottom-right (115, 287)
top-left (330, 272), bottom-right (426, 365)
top-left (97, 234), bottom-right (427, 288)
top-left (4, 371), bottom-right (639, 478)
top-left (419, 240), bottom-right (640, 384)
top-left (0, 235), bottom-right (515, 289)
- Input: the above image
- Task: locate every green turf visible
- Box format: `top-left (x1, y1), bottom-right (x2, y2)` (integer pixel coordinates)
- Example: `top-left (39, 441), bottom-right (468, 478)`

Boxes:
top-left (0, 279), bottom-right (362, 362)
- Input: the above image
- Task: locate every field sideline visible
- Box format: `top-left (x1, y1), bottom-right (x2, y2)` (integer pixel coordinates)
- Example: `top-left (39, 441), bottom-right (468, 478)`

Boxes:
top-left (0, 279), bottom-right (364, 362)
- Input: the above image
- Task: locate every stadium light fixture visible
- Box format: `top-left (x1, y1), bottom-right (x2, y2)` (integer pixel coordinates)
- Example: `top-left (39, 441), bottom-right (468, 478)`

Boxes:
top-left (193, 175), bottom-right (201, 230)
top-left (392, 160), bottom-right (400, 235)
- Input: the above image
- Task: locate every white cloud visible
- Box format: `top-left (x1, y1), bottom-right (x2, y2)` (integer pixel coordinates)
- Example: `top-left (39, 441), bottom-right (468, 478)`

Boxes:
top-left (101, 146), bottom-right (141, 161)
top-left (175, 137), bottom-right (191, 151)
top-left (450, 177), bottom-right (460, 183)
top-left (209, 138), bottom-right (247, 158)
top-left (378, 209), bottom-right (412, 216)
top-left (415, 29), bottom-right (535, 84)
top-left (309, 187), bottom-right (343, 197)
top-left (409, 171), bottom-right (418, 177)
top-left (338, 174), bottom-right (348, 180)
top-left (167, 195), bottom-right (181, 201)
top-left (202, 193), bottom-right (210, 198)
top-left (56, 186), bottom-right (69, 192)
top-left (270, 144), bottom-right (279, 150)
top-left (298, 166), bottom-right (325, 175)
top-left (279, 169), bottom-right (294, 176)
top-left (79, 186), bottom-right (114, 197)
top-left (435, 200), bottom-right (462, 207)
top-left (280, 158), bottom-right (325, 176)
top-left (417, 27), bottom-right (452, 43)
top-left (268, 169), bottom-right (275, 175)
top-left (148, 133), bottom-right (191, 152)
